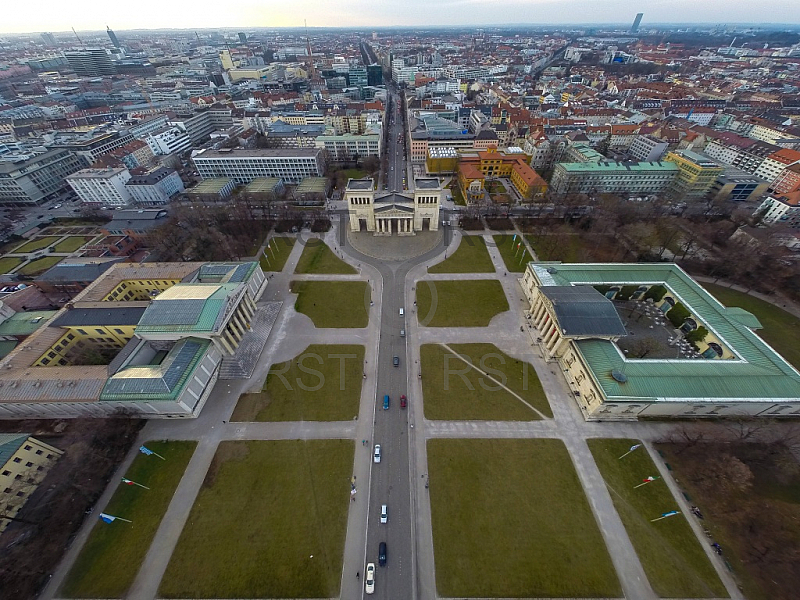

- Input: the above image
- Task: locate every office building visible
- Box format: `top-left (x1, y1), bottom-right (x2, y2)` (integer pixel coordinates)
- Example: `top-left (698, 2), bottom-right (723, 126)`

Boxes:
top-left (367, 64), bottom-right (383, 87)
top-left (146, 127), bottom-right (193, 156)
top-left (125, 167), bottom-right (185, 206)
top-left (550, 160), bottom-right (678, 196)
top-left (522, 262), bottom-right (800, 420)
top-left (49, 132), bottom-right (135, 164)
top-left (192, 148), bottom-right (326, 184)
top-left (709, 169), bottom-right (769, 203)
top-left (0, 261), bottom-right (267, 419)
top-left (63, 48), bottom-right (117, 77)
top-left (40, 32), bottom-right (56, 46)
top-left (664, 150), bottom-right (724, 201)
top-left (628, 135), bottom-right (669, 162)
top-left (0, 150), bottom-right (88, 206)
top-left (315, 133), bottom-right (381, 161)
top-left (238, 32), bottom-right (247, 44)
top-left (106, 26), bottom-right (121, 49)
top-left (67, 167), bottom-right (133, 206)
top-left (631, 13), bottom-right (644, 33)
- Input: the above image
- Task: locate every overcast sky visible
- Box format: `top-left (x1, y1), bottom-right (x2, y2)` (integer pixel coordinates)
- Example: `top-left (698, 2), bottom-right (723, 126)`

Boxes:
top-left (3, 0), bottom-right (799, 35)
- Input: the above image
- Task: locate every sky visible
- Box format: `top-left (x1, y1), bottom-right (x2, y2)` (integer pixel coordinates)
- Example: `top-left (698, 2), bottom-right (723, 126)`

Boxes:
top-left (3, 0), bottom-right (799, 35)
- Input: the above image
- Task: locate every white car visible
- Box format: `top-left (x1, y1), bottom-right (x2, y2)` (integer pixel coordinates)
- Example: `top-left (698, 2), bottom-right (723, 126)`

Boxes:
top-left (373, 444), bottom-right (381, 463)
top-left (380, 504), bottom-right (388, 524)
top-left (365, 562), bottom-right (375, 594)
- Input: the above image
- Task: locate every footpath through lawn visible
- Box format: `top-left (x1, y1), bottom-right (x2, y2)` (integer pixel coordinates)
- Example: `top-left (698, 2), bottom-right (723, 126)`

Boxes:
top-left (420, 343), bottom-right (551, 419)
top-left (259, 236), bottom-right (295, 272)
top-left (61, 441), bottom-right (197, 598)
top-left (492, 234), bottom-right (531, 273)
top-left (232, 344), bottom-right (365, 421)
top-left (428, 438), bottom-right (621, 598)
top-left (589, 438), bottom-right (727, 598)
top-left (159, 440), bottom-right (353, 599)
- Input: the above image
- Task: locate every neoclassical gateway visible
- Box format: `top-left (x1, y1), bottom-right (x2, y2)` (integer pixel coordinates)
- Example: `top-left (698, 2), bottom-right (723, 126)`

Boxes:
top-left (345, 177), bottom-right (442, 235)
top-left (521, 262), bottom-right (800, 420)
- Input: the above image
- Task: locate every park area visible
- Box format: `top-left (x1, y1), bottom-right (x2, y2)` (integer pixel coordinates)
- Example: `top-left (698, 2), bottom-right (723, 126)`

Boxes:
top-left (703, 282), bottom-right (800, 369)
top-left (294, 240), bottom-right (357, 275)
top-left (428, 438), bottom-right (620, 598)
top-left (232, 344), bottom-right (365, 421)
top-left (53, 236), bottom-right (93, 253)
top-left (259, 236), bottom-right (295, 272)
top-left (60, 441), bottom-right (197, 598)
top-left (492, 234), bottom-right (531, 273)
top-left (290, 280), bottom-right (369, 328)
top-left (420, 343), bottom-right (551, 420)
top-left (11, 236), bottom-right (62, 253)
top-left (159, 440), bottom-right (352, 599)
top-left (416, 279), bottom-right (508, 327)
top-left (0, 256), bottom-right (23, 275)
top-left (588, 438), bottom-right (727, 598)
top-left (428, 234), bottom-right (494, 273)
top-left (17, 256), bottom-right (62, 276)
top-left (656, 437), bottom-right (800, 600)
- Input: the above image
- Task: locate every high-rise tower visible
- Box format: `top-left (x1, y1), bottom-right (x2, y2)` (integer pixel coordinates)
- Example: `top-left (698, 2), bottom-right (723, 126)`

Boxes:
top-left (107, 26), bottom-right (120, 49)
top-left (631, 13), bottom-right (644, 33)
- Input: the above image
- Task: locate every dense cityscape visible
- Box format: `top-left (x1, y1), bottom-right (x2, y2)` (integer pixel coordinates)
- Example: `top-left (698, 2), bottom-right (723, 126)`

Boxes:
top-left (0, 15), bottom-right (799, 600)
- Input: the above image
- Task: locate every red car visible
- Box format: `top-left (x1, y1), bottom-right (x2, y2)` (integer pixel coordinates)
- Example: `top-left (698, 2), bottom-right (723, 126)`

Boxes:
top-left (400, 395), bottom-right (407, 409)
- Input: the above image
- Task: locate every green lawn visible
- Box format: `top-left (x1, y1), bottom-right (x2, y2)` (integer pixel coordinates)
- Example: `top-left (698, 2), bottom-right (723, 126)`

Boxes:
top-left (12, 236), bottom-right (62, 253)
top-left (492, 234), bottom-right (531, 273)
top-left (428, 235), bottom-right (494, 273)
top-left (416, 279), bottom-right (508, 327)
top-left (260, 237), bottom-right (295, 272)
top-left (294, 241), bottom-right (356, 274)
top-left (232, 344), bottom-right (364, 421)
top-left (0, 257), bottom-right (23, 274)
top-left (449, 183), bottom-right (466, 206)
top-left (61, 441), bottom-right (197, 598)
top-left (703, 282), bottom-right (800, 369)
top-left (159, 440), bottom-right (353, 599)
top-left (339, 168), bottom-right (368, 180)
top-left (52, 236), bottom-right (91, 253)
top-left (588, 439), bottom-right (727, 598)
top-left (291, 281), bottom-right (369, 328)
top-left (17, 256), bottom-right (62, 276)
top-left (428, 439), bottom-right (621, 598)
top-left (421, 343), bottom-right (551, 419)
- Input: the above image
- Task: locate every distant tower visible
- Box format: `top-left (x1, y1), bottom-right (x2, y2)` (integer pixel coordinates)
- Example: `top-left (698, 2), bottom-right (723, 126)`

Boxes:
top-left (631, 13), bottom-right (644, 33)
top-left (107, 26), bottom-right (120, 49)
top-left (41, 32), bottom-right (56, 46)
top-left (238, 32), bottom-right (247, 44)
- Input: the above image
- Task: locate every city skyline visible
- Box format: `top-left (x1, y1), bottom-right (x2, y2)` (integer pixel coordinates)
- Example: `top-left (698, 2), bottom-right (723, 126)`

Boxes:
top-left (3, 0), bottom-right (800, 35)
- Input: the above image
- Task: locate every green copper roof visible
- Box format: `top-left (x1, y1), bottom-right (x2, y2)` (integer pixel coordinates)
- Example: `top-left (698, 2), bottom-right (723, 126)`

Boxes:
top-left (0, 434), bottom-right (29, 466)
top-left (135, 283), bottom-right (241, 334)
top-left (531, 262), bottom-right (800, 402)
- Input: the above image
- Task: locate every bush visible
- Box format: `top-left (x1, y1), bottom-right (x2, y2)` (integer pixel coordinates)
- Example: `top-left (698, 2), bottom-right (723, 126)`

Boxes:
top-left (594, 285), bottom-right (612, 295)
top-left (667, 302), bottom-right (691, 328)
top-left (644, 285), bottom-right (667, 303)
top-left (310, 219), bottom-right (331, 233)
top-left (275, 219), bottom-right (302, 233)
top-left (685, 326), bottom-right (709, 344)
top-left (615, 285), bottom-right (639, 301)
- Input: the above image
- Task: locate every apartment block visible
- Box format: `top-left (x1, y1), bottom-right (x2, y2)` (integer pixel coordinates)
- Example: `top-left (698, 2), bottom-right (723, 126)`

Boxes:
top-left (315, 133), bottom-right (381, 161)
top-left (146, 126), bottom-right (193, 156)
top-left (628, 135), bottom-right (669, 162)
top-left (67, 167), bottom-right (133, 206)
top-left (125, 167), bottom-right (185, 205)
top-left (0, 150), bottom-right (88, 206)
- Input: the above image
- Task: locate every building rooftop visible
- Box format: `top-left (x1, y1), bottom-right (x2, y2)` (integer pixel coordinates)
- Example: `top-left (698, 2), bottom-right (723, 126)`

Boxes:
top-left (347, 178), bottom-right (374, 191)
top-left (244, 178), bottom-right (282, 194)
top-left (136, 283), bottom-right (241, 334)
top-left (193, 147), bottom-right (322, 159)
top-left (37, 258), bottom-right (124, 283)
top-left (0, 311), bottom-right (57, 337)
top-left (415, 178), bottom-right (441, 189)
top-left (51, 306), bottom-right (146, 328)
top-left (296, 177), bottom-right (328, 193)
top-left (190, 178), bottom-right (235, 195)
top-left (0, 434), bottom-right (29, 465)
top-left (125, 167), bottom-right (176, 186)
top-left (558, 160), bottom-right (679, 173)
top-left (531, 262), bottom-right (800, 403)
top-left (539, 286), bottom-right (628, 338)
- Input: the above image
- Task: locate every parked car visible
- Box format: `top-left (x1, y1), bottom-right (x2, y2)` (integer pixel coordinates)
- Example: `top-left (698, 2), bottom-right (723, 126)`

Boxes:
top-left (373, 444), bottom-right (381, 463)
top-left (380, 504), bottom-right (388, 524)
top-left (383, 395), bottom-right (390, 410)
top-left (400, 395), bottom-right (407, 409)
top-left (393, 356), bottom-right (399, 367)
top-left (365, 563), bottom-right (375, 594)
top-left (378, 542), bottom-right (387, 566)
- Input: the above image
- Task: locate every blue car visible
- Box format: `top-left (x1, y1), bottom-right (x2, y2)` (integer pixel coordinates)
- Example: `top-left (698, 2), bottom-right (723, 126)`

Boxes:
top-left (383, 395), bottom-right (390, 410)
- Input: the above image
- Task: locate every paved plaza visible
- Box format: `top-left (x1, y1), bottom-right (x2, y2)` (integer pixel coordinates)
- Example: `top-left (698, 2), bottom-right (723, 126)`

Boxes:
top-left (41, 220), bottom-right (743, 600)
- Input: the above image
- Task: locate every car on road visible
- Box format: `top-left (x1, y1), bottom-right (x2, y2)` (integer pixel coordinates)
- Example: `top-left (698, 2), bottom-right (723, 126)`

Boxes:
top-left (365, 563), bottom-right (375, 594)
top-left (373, 444), bottom-right (381, 463)
top-left (378, 542), bottom-right (387, 566)
top-left (380, 504), bottom-right (388, 523)
top-left (383, 395), bottom-right (390, 410)
top-left (393, 356), bottom-right (399, 367)
top-left (53, 203), bottom-right (61, 209)
top-left (400, 329), bottom-right (405, 337)
top-left (400, 395), bottom-right (407, 409)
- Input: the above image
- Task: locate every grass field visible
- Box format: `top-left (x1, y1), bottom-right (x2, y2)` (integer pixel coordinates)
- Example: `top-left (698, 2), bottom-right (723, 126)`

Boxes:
top-left (53, 236), bottom-right (91, 253)
top-left (703, 282), bottom-right (800, 369)
top-left (0, 257), bottom-right (23, 274)
top-left (428, 439), bottom-right (621, 598)
top-left (588, 439), bottom-right (727, 598)
top-left (421, 343), bottom-right (551, 419)
top-left (291, 281), bottom-right (369, 328)
top-left (492, 234), bottom-right (530, 273)
top-left (159, 440), bottom-right (352, 599)
top-left (61, 441), bottom-right (197, 598)
top-left (294, 240), bottom-right (357, 274)
top-left (232, 344), bottom-right (365, 421)
top-left (259, 237), bottom-right (295, 272)
top-left (428, 235), bottom-right (494, 273)
top-left (416, 279), bottom-right (508, 327)
top-left (17, 256), bottom-right (62, 276)
top-left (12, 236), bottom-right (62, 253)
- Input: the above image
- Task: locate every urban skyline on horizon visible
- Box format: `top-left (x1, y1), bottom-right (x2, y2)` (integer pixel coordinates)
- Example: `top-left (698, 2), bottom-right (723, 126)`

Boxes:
top-left (3, 0), bottom-right (800, 36)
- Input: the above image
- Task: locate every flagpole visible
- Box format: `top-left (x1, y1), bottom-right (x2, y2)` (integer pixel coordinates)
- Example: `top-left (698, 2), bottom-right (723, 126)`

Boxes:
top-left (634, 477), bottom-right (659, 489)
top-left (650, 511), bottom-right (680, 522)
top-left (122, 478), bottom-right (150, 490)
top-left (269, 240), bottom-right (276, 258)
top-left (114, 517), bottom-right (133, 523)
top-left (618, 444), bottom-right (642, 460)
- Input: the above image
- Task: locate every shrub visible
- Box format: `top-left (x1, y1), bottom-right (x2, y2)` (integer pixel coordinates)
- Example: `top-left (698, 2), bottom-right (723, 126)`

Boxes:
top-left (615, 285), bottom-right (639, 301)
top-left (667, 302), bottom-right (691, 328)
top-left (644, 284), bottom-right (667, 303)
top-left (686, 326), bottom-right (709, 344)
top-left (594, 285), bottom-right (612, 295)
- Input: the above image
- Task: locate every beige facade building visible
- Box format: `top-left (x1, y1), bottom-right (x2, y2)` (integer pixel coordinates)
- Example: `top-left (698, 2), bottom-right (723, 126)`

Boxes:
top-left (1, 434), bottom-right (63, 531)
top-left (345, 178), bottom-right (442, 235)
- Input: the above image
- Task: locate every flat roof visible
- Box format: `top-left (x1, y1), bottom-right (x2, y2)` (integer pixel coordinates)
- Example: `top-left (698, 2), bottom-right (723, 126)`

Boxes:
top-left (193, 147), bottom-right (322, 159)
top-left (190, 178), bottom-right (234, 194)
top-left (531, 262), bottom-right (800, 403)
top-left (136, 283), bottom-right (241, 334)
top-left (244, 178), bottom-right (282, 193)
top-left (415, 178), bottom-right (441, 189)
top-left (296, 177), bottom-right (328, 193)
top-left (557, 161), bottom-right (679, 173)
top-left (347, 178), bottom-right (374, 191)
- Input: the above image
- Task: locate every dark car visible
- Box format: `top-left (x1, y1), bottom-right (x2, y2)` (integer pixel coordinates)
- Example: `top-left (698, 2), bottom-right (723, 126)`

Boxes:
top-left (393, 356), bottom-right (399, 367)
top-left (400, 395), bottom-right (407, 409)
top-left (378, 542), bottom-right (387, 566)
